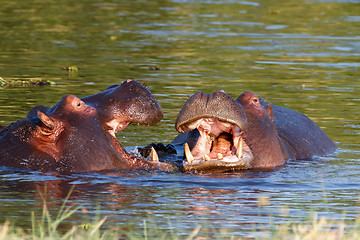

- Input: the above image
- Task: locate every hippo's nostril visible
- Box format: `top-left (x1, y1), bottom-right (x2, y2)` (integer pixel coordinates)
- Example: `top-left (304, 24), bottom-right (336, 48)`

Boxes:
top-left (71, 99), bottom-right (84, 110)
top-left (252, 96), bottom-right (260, 104)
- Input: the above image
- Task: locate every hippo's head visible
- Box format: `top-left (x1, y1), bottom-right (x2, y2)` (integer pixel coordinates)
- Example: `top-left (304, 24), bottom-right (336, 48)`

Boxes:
top-left (175, 90), bottom-right (287, 172)
top-left (82, 79), bottom-right (163, 137)
top-left (1, 80), bottom-right (171, 172)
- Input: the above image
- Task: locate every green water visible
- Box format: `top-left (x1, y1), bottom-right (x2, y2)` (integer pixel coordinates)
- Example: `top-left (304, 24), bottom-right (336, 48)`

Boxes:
top-left (0, 0), bottom-right (359, 237)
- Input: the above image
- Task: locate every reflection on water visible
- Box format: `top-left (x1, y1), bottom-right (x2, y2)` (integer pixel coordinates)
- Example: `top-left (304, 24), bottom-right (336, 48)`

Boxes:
top-left (0, 0), bottom-right (359, 237)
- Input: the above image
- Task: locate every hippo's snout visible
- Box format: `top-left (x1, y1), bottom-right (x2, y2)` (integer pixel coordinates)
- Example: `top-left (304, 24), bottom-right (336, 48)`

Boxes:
top-left (82, 80), bottom-right (163, 127)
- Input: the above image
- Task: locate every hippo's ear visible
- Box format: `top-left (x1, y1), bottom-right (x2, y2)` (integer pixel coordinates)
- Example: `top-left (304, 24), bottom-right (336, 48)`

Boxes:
top-left (265, 104), bottom-right (274, 121)
top-left (27, 105), bottom-right (50, 120)
top-left (37, 111), bottom-right (56, 130)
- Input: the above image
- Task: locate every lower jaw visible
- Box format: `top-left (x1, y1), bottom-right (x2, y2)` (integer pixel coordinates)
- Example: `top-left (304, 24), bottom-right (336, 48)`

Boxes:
top-left (182, 155), bottom-right (253, 173)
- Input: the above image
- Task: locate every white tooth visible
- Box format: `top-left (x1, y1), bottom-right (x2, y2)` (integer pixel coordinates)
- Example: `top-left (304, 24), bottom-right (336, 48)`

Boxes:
top-left (204, 155), bottom-right (210, 161)
top-left (184, 143), bottom-right (194, 164)
top-left (236, 138), bottom-right (243, 158)
top-left (217, 153), bottom-right (223, 160)
top-left (150, 147), bottom-right (159, 162)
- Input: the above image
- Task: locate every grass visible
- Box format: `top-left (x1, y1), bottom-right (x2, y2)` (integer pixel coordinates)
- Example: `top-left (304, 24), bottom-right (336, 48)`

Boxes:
top-left (1, 215), bottom-right (360, 240)
top-left (1, 210), bottom-right (360, 240)
top-left (0, 189), bottom-right (359, 240)
top-left (0, 187), bottom-right (117, 240)
top-left (266, 214), bottom-right (360, 240)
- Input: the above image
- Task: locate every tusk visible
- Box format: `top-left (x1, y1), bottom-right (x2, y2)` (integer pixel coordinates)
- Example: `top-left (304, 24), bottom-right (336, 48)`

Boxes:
top-left (204, 155), bottom-right (210, 161)
top-left (217, 153), bottom-right (223, 160)
top-left (150, 147), bottom-right (159, 162)
top-left (184, 143), bottom-right (194, 164)
top-left (236, 137), bottom-right (243, 158)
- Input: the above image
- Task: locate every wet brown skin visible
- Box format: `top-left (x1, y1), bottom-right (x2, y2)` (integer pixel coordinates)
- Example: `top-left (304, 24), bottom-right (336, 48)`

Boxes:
top-left (235, 91), bottom-right (289, 167)
top-left (173, 90), bottom-right (337, 172)
top-left (0, 80), bottom-right (173, 172)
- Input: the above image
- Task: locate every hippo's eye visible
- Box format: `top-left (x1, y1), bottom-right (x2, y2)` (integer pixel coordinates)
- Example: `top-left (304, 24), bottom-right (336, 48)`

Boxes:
top-left (253, 98), bottom-right (259, 104)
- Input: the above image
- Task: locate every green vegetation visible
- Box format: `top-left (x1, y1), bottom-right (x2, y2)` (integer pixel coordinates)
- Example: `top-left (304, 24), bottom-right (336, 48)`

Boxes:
top-left (1, 214), bottom-right (360, 239)
top-left (62, 66), bottom-right (79, 72)
top-left (0, 188), bottom-right (358, 239)
top-left (0, 77), bottom-right (56, 86)
top-left (124, 216), bottom-right (360, 240)
top-left (0, 188), bottom-right (117, 240)
top-left (0, 195), bottom-right (359, 240)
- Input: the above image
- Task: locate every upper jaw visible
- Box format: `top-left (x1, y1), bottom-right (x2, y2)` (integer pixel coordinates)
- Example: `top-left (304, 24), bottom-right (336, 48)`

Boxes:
top-left (175, 90), bottom-right (247, 133)
top-left (82, 80), bottom-right (163, 128)
top-left (180, 117), bottom-right (253, 172)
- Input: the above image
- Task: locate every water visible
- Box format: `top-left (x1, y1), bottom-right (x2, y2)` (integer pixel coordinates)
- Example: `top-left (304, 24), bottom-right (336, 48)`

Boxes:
top-left (0, 0), bottom-right (359, 237)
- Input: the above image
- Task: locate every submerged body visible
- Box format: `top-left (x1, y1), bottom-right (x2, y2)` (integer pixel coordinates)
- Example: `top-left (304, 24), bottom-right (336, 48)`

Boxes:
top-left (0, 80), bottom-right (172, 172)
top-left (172, 90), bottom-right (336, 172)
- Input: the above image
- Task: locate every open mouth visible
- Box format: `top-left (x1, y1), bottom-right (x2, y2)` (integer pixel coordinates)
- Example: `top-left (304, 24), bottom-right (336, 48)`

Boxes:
top-left (105, 119), bottom-right (161, 163)
top-left (105, 119), bottom-right (131, 138)
top-left (180, 117), bottom-right (253, 172)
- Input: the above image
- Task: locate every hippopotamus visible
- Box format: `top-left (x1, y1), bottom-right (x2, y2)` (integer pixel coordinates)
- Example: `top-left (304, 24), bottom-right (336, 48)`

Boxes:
top-left (0, 80), bottom-right (172, 172)
top-left (167, 90), bottom-right (337, 172)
